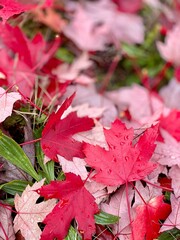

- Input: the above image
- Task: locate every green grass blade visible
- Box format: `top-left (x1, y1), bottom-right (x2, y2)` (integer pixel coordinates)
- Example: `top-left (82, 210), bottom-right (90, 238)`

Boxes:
top-left (95, 211), bottom-right (119, 225)
top-left (0, 131), bottom-right (40, 181)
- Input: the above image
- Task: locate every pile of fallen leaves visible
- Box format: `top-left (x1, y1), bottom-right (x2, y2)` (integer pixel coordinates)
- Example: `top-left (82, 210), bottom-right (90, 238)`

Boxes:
top-left (1, 0), bottom-right (180, 240)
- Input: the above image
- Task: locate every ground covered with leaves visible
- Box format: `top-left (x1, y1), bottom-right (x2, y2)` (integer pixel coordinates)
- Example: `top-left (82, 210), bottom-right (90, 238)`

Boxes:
top-left (1, 0), bottom-right (180, 239)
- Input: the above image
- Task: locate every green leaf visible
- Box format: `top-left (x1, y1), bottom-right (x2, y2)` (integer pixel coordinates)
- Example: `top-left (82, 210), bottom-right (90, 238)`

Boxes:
top-left (122, 44), bottom-right (145, 58)
top-left (158, 228), bottom-right (180, 240)
top-left (56, 48), bottom-right (74, 63)
top-left (0, 131), bottom-right (40, 181)
top-left (4, 198), bottom-right (15, 206)
top-left (94, 211), bottom-right (119, 225)
top-left (65, 226), bottom-right (81, 240)
top-left (34, 128), bottom-right (54, 182)
top-left (0, 180), bottom-right (29, 195)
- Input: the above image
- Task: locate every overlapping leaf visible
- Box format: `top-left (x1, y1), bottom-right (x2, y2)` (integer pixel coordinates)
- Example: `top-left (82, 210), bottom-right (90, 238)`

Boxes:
top-left (14, 180), bottom-right (56, 240)
top-left (37, 173), bottom-right (99, 240)
top-left (41, 94), bottom-right (94, 161)
top-left (84, 119), bottom-right (158, 186)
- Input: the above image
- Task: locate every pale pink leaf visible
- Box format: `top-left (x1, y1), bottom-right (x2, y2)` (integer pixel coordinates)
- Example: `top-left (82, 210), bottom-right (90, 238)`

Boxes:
top-left (58, 156), bottom-right (88, 180)
top-left (153, 129), bottom-right (180, 167)
top-left (106, 84), bottom-right (163, 124)
top-left (100, 185), bottom-right (134, 236)
top-left (160, 78), bottom-right (180, 109)
top-left (63, 0), bottom-right (144, 51)
top-left (85, 179), bottom-right (107, 204)
top-left (169, 165), bottom-right (180, 198)
top-left (133, 181), bottom-right (162, 207)
top-left (157, 24), bottom-right (180, 66)
top-left (0, 88), bottom-right (21, 123)
top-left (0, 204), bottom-right (15, 240)
top-left (74, 121), bottom-right (108, 149)
top-left (53, 52), bottom-right (92, 82)
top-left (62, 104), bottom-right (105, 119)
top-left (13, 180), bottom-right (56, 240)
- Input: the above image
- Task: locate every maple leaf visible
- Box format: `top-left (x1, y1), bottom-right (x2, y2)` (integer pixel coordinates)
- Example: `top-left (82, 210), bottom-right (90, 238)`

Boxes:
top-left (131, 195), bottom-right (171, 240)
top-left (0, 0), bottom-right (31, 23)
top-left (37, 173), bottom-right (99, 240)
top-left (0, 24), bottom-right (60, 97)
top-left (169, 166), bottom-right (180, 198)
top-left (101, 185), bottom-right (134, 236)
top-left (160, 194), bottom-right (180, 232)
top-left (160, 109), bottom-right (180, 141)
top-left (58, 156), bottom-right (88, 180)
top-left (63, 84), bottom-right (118, 126)
top-left (13, 180), bottom-right (56, 240)
top-left (159, 78), bottom-right (180, 109)
top-left (0, 87), bottom-right (21, 123)
top-left (106, 84), bottom-right (163, 125)
top-left (63, 0), bottom-right (144, 51)
top-left (0, 203), bottom-right (15, 240)
top-left (83, 119), bottom-right (158, 186)
top-left (0, 0), bottom-right (54, 23)
top-left (0, 23), bottom-right (60, 69)
top-left (157, 23), bottom-right (180, 66)
top-left (153, 129), bottom-right (180, 167)
top-left (41, 93), bottom-right (94, 161)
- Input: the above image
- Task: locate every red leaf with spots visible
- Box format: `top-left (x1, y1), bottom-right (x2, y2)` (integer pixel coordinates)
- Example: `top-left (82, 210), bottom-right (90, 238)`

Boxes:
top-left (41, 93), bottom-right (94, 161)
top-left (37, 173), bottom-right (99, 240)
top-left (83, 119), bottom-right (158, 186)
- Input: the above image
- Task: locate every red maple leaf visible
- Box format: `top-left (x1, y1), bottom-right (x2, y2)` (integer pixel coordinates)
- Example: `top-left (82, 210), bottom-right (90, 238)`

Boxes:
top-left (0, 0), bottom-right (31, 23)
top-left (0, 23), bottom-right (60, 97)
top-left (0, 0), bottom-right (54, 23)
top-left (131, 195), bottom-right (171, 240)
top-left (83, 119), bottom-right (158, 186)
top-left (160, 109), bottom-right (180, 141)
top-left (37, 173), bottom-right (99, 240)
top-left (41, 93), bottom-right (94, 161)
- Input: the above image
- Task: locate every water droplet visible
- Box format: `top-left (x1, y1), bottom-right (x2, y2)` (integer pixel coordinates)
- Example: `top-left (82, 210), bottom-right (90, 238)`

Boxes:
top-left (124, 135), bottom-right (129, 140)
top-left (108, 169), bottom-right (112, 174)
top-left (125, 156), bottom-right (129, 161)
top-left (112, 158), bottom-right (117, 163)
top-left (31, 219), bottom-right (34, 223)
top-left (120, 142), bottom-right (125, 145)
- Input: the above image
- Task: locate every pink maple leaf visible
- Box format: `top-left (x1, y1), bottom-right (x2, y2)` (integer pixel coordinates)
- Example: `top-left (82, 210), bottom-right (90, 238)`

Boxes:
top-left (0, 87), bottom-right (21, 123)
top-left (0, 203), bottom-right (15, 240)
top-left (13, 180), bottom-right (56, 240)
top-left (63, 0), bottom-right (144, 51)
top-left (169, 166), bottom-right (180, 198)
top-left (101, 185), bottom-right (134, 236)
top-left (157, 24), bottom-right (180, 66)
top-left (153, 129), bottom-right (180, 167)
